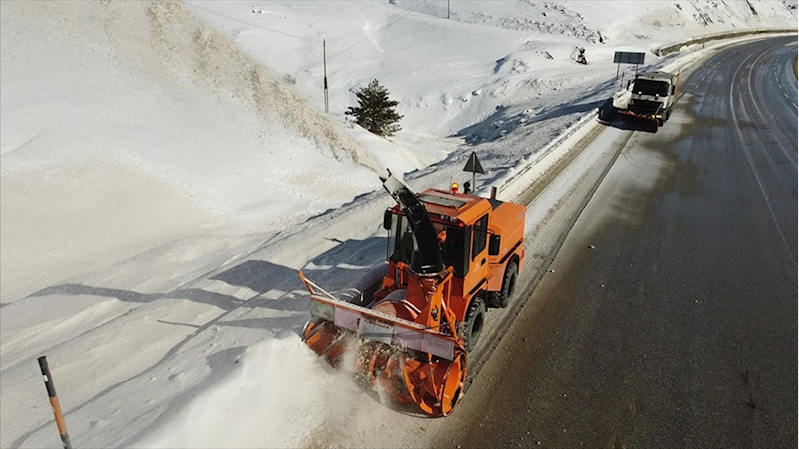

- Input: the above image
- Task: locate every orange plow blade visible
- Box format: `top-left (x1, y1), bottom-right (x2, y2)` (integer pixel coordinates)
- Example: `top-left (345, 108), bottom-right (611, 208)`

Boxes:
top-left (299, 272), bottom-right (467, 417)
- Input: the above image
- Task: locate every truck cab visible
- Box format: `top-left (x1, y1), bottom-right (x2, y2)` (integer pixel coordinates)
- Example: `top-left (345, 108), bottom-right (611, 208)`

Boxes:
top-left (624, 71), bottom-right (680, 126)
top-left (381, 186), bottom-right (525, 322)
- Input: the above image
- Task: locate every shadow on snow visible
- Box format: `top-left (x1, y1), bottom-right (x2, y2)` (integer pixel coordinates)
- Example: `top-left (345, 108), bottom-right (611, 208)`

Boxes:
top-left (16, 233), bottom-right (392, 447)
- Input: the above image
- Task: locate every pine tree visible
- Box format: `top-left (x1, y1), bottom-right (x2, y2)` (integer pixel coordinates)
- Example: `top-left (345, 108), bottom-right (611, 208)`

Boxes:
top-left (345, 79), bottom-right (403, 137)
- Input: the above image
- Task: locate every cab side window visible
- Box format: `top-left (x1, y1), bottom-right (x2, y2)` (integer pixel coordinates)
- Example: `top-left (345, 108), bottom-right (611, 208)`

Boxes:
top-left (471, 214), bottom-right (489, 260)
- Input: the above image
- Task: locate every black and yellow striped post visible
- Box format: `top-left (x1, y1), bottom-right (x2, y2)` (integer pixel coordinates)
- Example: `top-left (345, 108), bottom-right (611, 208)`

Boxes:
top-left (37, 356), bottom-right (72, 449)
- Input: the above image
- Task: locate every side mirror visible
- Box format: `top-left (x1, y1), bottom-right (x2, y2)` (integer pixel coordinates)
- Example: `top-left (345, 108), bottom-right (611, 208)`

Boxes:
top-left (383, 210), bottom-right (393, 231)
top-left (489, 235), bottom-right (500, 256)
top-left (627, 80), bottom-right (633, 89)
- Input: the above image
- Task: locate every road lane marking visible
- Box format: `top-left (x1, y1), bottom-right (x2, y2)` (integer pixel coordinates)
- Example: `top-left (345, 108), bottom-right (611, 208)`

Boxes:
top-left (746, 46), bottom-right (797, 170)
top-left (730, 51), bottom-right (794, 260)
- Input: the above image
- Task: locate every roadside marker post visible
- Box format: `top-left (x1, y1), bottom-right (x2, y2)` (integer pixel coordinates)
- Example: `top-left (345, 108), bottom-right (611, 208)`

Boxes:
top-left (462, 151), bottom-right (485, 191)
top-left (37, 356), bottom-right (72, 449)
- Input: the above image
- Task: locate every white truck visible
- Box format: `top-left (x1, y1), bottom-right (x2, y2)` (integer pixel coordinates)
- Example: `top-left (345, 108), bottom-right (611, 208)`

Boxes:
top-left (612, 71), bottom-right (680, 127)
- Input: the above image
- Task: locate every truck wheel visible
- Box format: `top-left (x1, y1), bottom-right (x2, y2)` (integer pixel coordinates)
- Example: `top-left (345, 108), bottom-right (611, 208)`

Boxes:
top-left (459, 297), bottom-right (486, 352)
top-left (487, 261), bottom-right (518, 309)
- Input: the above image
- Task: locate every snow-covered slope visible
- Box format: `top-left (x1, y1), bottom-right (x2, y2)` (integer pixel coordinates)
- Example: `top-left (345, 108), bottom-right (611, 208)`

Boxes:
top-left (191, 0), bottom-right (796, 137)
top-left (0, 0), bottom-right (383, 301)
top-left (1, 0), bottom-right (795, 448)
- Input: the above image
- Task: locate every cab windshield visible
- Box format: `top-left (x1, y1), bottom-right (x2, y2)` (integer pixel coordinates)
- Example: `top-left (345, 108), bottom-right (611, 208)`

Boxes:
top-left (386, 214), bottom-right (470, 277)
top-left (633, 79), bottom-right (669, 96)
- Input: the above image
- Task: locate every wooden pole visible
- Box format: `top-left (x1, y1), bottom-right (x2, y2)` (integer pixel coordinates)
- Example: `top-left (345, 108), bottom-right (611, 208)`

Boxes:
top-left (38, 356), bottom-right (72, 449)
top-left (323, 39), bottom-right (329, 113)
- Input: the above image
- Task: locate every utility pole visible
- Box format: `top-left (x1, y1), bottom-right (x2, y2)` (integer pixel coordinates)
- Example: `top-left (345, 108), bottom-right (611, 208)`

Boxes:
top-left (447, 0), bottom-right (450, 19)
top-left (323, 39), bottom-right (329, 113)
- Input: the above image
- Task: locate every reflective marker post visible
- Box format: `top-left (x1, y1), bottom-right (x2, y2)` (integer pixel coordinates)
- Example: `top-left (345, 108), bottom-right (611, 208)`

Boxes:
top-left (37, 356), bottom-right (72, 449)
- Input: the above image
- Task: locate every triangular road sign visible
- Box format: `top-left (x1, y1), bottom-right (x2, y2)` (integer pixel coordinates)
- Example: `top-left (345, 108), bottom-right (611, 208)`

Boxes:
top-left (462, 151), bottom-right (485, 174)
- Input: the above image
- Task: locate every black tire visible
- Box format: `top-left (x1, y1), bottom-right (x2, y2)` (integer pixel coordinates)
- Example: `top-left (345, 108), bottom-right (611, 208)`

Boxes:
top-left (597, 100), bottom-right (617, 124)
top-left (459, 297), bottom-right (486, 352)
top-left (487, 260), bottom-right (518, 309)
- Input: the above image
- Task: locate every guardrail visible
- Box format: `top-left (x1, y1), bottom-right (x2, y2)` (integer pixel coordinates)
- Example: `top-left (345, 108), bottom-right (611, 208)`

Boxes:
top-left (656, 27), bottom-right (797, 56)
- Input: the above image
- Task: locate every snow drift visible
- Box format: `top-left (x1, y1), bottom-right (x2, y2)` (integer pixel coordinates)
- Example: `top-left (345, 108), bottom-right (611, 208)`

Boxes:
top-left (0, 0), bottom-right (381, 301)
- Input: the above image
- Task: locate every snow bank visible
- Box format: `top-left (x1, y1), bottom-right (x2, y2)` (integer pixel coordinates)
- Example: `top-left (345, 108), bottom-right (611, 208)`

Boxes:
top-left (0, 0), bottom-right (383, 300)
top-left (145, 1), bottom-right (380, 173)
top-left (136, 336), bottom-right (345, 449)
top-left (192, 0), bottom-right (796, 138)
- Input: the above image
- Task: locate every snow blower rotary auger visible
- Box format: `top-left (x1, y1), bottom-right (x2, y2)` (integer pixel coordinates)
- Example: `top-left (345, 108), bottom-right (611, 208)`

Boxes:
top-left (300, 170), bottom-right (526, 416)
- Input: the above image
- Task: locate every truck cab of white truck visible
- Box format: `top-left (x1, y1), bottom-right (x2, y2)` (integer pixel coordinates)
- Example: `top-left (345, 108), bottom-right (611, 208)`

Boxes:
top-left (617, 70), bottom-right (680, 126)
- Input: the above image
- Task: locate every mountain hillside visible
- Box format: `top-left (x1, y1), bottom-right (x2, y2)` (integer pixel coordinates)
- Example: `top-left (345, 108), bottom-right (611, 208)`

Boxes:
top-left (0, 1), bottom-right (795, 448)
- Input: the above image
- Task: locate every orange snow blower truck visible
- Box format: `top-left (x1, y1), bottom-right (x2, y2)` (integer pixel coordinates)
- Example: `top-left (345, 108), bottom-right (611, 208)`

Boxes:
top-left (299, 171), bottom-right (525, 416)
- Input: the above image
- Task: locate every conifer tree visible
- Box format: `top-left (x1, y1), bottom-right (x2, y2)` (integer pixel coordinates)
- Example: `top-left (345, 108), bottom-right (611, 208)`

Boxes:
top-left (345, 79), bottom-right (403, 137)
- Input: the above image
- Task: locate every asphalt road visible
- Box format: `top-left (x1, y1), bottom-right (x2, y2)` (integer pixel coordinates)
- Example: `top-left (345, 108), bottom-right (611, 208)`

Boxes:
top-left (436, 36), bottom-right (797, 449)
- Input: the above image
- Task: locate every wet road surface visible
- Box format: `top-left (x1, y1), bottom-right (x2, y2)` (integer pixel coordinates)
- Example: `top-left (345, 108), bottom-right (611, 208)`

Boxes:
top-left (437, 36), bottom-right (797, 449)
